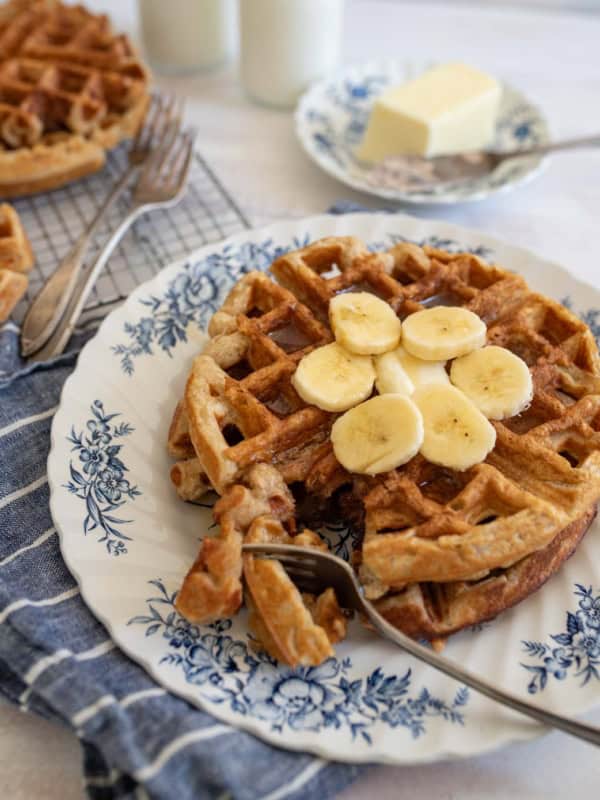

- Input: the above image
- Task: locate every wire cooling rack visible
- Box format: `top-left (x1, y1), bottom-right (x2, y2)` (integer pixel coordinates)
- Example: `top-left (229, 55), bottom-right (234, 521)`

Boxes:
top-left (10, 145), bottom-right (250, 324)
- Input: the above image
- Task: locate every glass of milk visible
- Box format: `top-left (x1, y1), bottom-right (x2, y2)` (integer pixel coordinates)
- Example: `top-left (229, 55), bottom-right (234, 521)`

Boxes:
top-left (239, 0), bottom-right (345, 109)
top-left (138, 0), bottom-right (236, 74)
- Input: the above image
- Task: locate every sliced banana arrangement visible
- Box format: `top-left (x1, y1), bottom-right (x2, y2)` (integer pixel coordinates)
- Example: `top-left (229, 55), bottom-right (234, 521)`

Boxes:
top-left (450, 345), bottom-right (533, 420)
top-left (375, 345), bottom-right (449, 396)
top-left (402, 307), bottom-right (486, 361)
top-left (329, 292), bottom-right (402, 355)
top-left (292, 341), bottom-right (375, 412)
top-left (331, 394), bottom-right (424, 475)
top-left (291, 291), bottom-right (532, 474)
top-left (413, 384), bottom-right (497, 470)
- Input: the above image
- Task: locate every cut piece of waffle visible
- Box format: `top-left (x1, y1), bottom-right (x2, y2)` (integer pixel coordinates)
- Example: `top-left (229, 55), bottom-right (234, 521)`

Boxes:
top-left (169, 236), bottom-right (600, 665)
top-left (175, 462), bottom-right (347, 666)
top-left (0, 201), bottom-right (33, 321)
top-left (244, 518), bottom-right (347, 665)
top-left (0, 0), bottom-right (149, 196)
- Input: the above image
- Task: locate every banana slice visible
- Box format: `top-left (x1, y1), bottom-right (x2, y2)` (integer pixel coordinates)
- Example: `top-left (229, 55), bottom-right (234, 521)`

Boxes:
top-left (402, 307), bottom-right (486, 361)
top-left (292, 342), bottom-right (375, 412)
top-left (450, 345), bottom-right (533, 420)
top-left (329, 292), bottom-right (402, 355)
top-left (375, 345), bottom-right (449, 396)
top-left (413, 384), bottom-right (496, 470)
top-left (331, 394), bottom-right (424, 475)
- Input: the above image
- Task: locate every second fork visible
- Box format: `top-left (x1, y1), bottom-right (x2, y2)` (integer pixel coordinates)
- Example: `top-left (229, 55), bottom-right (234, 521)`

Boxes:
top-left (20, 92), bottom-right (182, 358)
top-left (27, 127), bottom-right (197, 363)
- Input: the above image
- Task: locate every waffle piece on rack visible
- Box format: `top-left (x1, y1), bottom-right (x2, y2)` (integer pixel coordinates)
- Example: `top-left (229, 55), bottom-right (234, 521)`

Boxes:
top-left (0, 0), bottom-right (149, 196)
top-left (0, 201), bottom-right (33, 321)
top-left (169, 236), bottom-right (600, 665)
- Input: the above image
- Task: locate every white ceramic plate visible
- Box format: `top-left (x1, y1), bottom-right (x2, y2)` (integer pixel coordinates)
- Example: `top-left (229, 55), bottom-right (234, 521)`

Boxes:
top-left (295, 60), bottom-right (550, 205)
top-left (49, 213), bottom-right (600, 765)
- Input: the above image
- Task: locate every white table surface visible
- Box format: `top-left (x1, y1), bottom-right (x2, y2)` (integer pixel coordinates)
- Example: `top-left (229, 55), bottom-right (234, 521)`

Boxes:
top-left (3, 1), bottom-right (600, 798)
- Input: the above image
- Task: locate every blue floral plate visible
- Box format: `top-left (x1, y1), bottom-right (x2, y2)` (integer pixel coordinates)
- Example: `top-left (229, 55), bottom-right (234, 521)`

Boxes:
top-left (295, 60), bottom-right (550, 204)
top-left (48, 213), bottom-right (600, 765)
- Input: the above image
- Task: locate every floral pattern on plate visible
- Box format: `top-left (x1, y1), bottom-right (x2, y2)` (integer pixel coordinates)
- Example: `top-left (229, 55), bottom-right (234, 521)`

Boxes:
top-left (521, 584), bottom-right (600, 693)
top-left (129, 579), bottom-right (469, 743)
top-left (112, 233), bottom-right (493, 374)
top-left (111, 236), bottom-right (309, 374)
top-left (49, 213), bottom-right (600, 764)
top-left (295, 60), bottom-right (550, 204)
top-left (64, 400), bottom-right (141, 556)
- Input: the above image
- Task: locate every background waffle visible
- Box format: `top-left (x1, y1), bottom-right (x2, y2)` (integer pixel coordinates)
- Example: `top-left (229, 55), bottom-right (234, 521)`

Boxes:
top-left (0, 0), bottom-right (149, 196)
top-left (0, 201), bottom-right (33, 321)
top-left (169, 237), bottom-right (600, 665)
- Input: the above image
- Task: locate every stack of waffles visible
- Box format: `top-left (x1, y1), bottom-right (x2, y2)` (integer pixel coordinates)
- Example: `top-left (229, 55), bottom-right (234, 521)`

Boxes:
top-left (0, 201), bottom-right (33, 321)
top-left (0, 0), bottom-right (149, 196)
top-left (167, 236), bottom-right (600, 666)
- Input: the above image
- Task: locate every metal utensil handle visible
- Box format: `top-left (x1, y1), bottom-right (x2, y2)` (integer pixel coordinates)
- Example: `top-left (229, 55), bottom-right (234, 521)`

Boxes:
top-left (20, 167), bottom-right (135, 357)
top-left (499, 134), bottom-right (600, 160)
top-left (365, 602), bottom-right (600, 747)
top-left (27, 202), bottom-right (146, 363)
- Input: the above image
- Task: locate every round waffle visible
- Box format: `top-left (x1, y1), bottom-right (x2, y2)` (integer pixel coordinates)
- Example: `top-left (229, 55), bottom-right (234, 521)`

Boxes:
top-left (168, 236), bottom-right (600, 666)
top-left (0, 0), bottom-right (150, 196)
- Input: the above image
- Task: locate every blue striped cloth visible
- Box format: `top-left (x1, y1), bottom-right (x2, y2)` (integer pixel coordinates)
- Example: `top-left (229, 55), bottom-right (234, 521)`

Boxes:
top-left (0, 315), bottom-right (363, 799)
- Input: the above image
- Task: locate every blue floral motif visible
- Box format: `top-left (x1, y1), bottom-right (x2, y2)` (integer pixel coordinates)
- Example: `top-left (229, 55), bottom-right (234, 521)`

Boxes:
top-left (129, 579), bottom-right (469, 742)
top-left (562, 296), bottom-right (600, 344)
top-left (520, 584), bottom-right (600, 693)
top-left (112, 233), bottom-right (495, 374)
top-left (323, 519), bottom-right (362, 563)
top-left (64, 400), bottom-right (141, 556)
top-left (112, 236), bottom-right (311, 375)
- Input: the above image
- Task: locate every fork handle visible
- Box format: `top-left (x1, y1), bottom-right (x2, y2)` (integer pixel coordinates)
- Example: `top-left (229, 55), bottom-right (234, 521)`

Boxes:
top-left (20, 166), bottom-right (136, 357)
top-left (26, 201), bottom-right (146, 363)
top-left (496, 134), bottom-right (600, 160)
top-left (364, 603), bottom-right (600, 746)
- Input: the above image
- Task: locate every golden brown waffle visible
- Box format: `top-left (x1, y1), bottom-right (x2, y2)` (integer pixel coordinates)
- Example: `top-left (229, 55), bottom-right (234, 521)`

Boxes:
top-left (0, 201), bottom-right (33, 321)
top-left (169, 236), bottom-right (600, 665)
top-left (0, 0), bottom-right (149, 196)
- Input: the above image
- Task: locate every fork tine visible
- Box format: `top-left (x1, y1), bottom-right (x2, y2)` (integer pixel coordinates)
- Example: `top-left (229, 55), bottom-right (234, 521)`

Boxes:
top-left (134, 92), bottom-right (167, 152)
top-left (144, 91), bottom-right (177, 151)
top-left (278, 564), bottom-right (316, 578)
top-left (157, 95), bottom-right (186, 154)
top-left (131, 92), bottom-right (158, 150)
top-left (155, 92), bottom-right (176, 132)
top-left (136, 128), bottom-right (179, 188)
top-left (257, 555), bottom-right (327, 594)
top-left (149, 119), bottom-right (186, 178)
top-left (170, 95), bottom-right (185, 130)
top-left (283, 572), bottom-right (324, 596)
top-left (134, 128), bottom-right (195, 199)
top-left (251, 552), bottom-right (316, 570)
top-left (167, 129), bottom-right (196, 193)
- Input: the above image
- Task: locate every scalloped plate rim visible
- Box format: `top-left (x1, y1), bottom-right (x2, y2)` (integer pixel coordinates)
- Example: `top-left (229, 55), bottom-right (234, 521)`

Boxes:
top-left (48, 212), bottom-right (599, 765)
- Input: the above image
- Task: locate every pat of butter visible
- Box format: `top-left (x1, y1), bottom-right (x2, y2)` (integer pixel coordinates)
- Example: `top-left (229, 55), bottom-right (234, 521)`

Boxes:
top-left (357, 63), bottom-right (502, 162)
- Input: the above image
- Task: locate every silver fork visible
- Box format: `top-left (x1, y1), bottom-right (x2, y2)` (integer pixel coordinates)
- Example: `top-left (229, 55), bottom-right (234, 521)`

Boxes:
top-left (27, 127), bottom-right (196, 363)
top-left (369, 133), bottom-right (600, 191)
top-left (20, 92), bottom-right (183, 358)
top-left (242, 542), bottom-right (600, 747)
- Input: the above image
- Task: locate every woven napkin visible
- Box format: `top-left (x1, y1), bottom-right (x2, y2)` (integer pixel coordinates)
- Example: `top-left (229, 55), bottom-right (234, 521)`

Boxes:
top-left (0, 295), bottom-right (363, 797)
